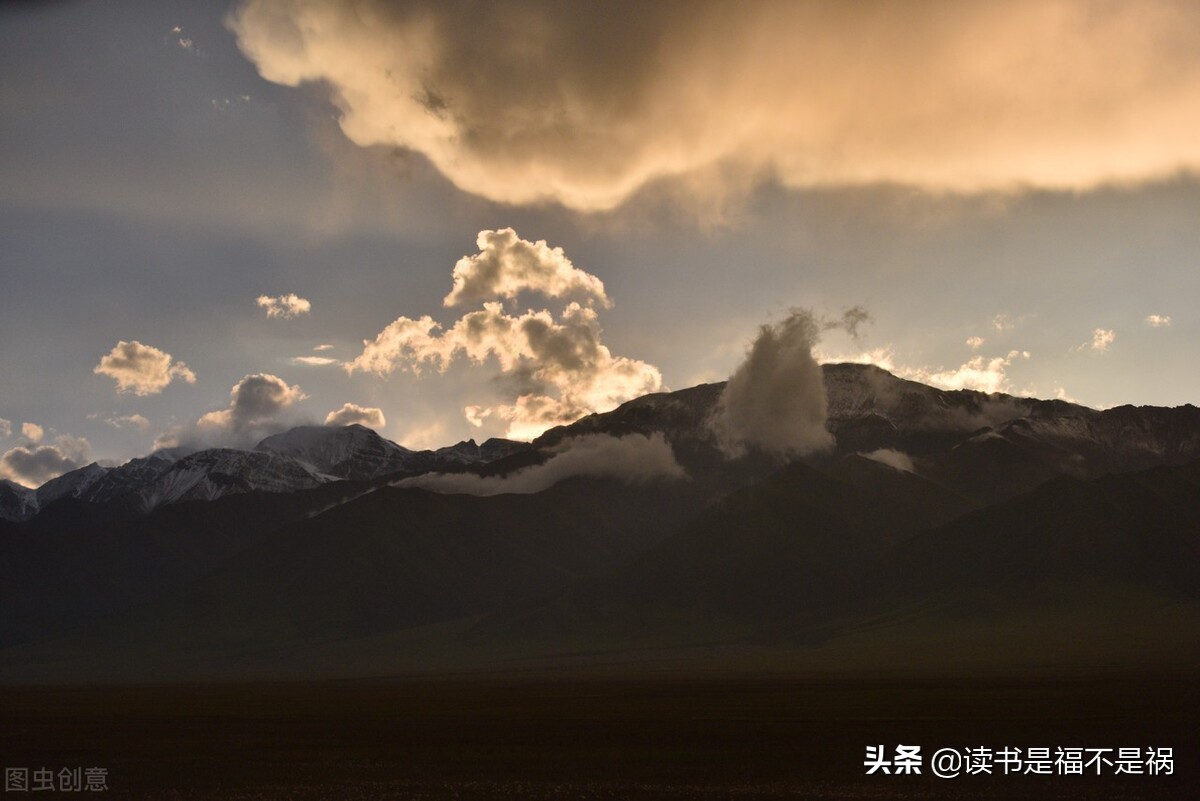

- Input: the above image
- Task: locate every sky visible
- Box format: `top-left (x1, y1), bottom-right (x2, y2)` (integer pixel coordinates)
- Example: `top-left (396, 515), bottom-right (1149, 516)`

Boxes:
top-left (1, 0), bottom-right (1198, 486)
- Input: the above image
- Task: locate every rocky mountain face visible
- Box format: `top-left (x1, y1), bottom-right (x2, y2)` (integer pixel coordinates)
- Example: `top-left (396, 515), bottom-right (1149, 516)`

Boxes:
top-left (0, 424), bottom-right (530, 521)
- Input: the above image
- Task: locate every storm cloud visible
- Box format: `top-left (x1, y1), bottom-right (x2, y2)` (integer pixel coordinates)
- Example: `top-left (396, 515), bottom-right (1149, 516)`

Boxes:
top-left (232, 0), bottom-right (1200, 210)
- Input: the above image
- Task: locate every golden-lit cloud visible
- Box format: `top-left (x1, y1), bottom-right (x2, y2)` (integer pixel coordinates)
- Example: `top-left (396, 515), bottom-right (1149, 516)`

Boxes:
top-left (1145, 314), bottom-right (1172, 328)
top-left (325, 402), bottom-right (386, 428)
top-left (445, 228), bottom-right (609, 308)
top-left (231, 0), bottom-right (1200, 210)
top-left (21, 422), bottom-right (43, 444)
top-left (349, 300), bottom-right (662, 440)
top-left (820, 345), bottom-right (1031, 394)
top-left (289, 356), bottom-right (340, 367)
top-left (347, 230), bottom-right (662, 440)
top-left (257, 293), bottom-right (311, 318)
top-left (94, 340), bottom-right (197, 396)
top-left (1088, 328), bottom-right (1116, 353)
top-left (911, 350), bottom-right (1031, 393)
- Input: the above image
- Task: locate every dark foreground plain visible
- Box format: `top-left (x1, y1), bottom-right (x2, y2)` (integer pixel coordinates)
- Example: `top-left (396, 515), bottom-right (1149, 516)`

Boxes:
top-left (2, 670), bottom-right (1196, 800)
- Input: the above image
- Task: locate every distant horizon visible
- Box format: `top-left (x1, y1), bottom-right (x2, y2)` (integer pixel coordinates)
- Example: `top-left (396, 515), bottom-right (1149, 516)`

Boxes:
top-left (7, 357), bottom-right (1194, 490)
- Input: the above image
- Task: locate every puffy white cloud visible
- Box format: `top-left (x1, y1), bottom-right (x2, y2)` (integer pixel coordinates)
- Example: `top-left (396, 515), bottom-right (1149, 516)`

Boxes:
top-left (21, 422), bottom-right (43, 444)
top-left (0, 434), bottom-right (91, 488)
top-left (444, 229), bottom-right (609, 308)
top-left (256, 293), bottom-right (312, 318)
top-left (1090, 328), bottom-right (1116, 353)
top-left (711, 309), bottom-right (834, 459)
top-left (325, 403), bottom-right (386, 428)
top-left (966, 336), bottom-right (985, 350)
top-left (93, 340), bottom-right (197, 396)
top-left (860, 448), bottom-right (914, 473)
top-left (231, 0), bottom-right (1200, 211)
top-left (397, 433), bottom-right (685, 496)
top-left (1145, 314), bottom-right (1172, 328)
top-left (159, 373), bottom-right (306, 448)
top-left (347, 231), bottom-right (662, 440)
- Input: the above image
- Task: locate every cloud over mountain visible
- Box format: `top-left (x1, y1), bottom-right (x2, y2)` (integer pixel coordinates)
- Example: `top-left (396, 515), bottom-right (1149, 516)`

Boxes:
top-left (397, 432), bottom-right (685, 496)
top-left (325, 403), bottom-right (386, 428)
top-left (232, 0), bottom-right (1200, 210)
top-left (0, 434), bottom-right (91, 488)
top-left (347, 230), bottom-right (661, 440)
top-left (711, 309), bottom-right (833, 459)
top-left (94, 340), bottom-right (196, 396)
top-left (158, 373), bottom-right (307, 448)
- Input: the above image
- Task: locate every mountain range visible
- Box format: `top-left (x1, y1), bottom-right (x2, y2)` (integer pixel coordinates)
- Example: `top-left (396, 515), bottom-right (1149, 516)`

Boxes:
top-left (1, 362), bottom-right (1197, 682)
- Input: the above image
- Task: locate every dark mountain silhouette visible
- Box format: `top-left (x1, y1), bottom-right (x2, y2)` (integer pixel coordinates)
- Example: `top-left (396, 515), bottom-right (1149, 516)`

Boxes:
top-left (2, 364), bottom-right (1197, 681)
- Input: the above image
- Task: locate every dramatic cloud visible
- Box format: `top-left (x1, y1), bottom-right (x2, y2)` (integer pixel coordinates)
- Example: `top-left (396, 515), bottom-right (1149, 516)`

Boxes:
top-left (230, 0), bottom-right (1200, 211)
top-left (861, 448), bottom-right (914, 473)
top-left (1090, 328), bottom-right (1116, 353)
top-left (0, 435), bottom-right (91, 489)
top-left (159, 373), bottom-right (306, 448)
top-left (397, 433), bottom-right (685, 496)
top-left (347, 231), bottom-right (662, 440)
top-left (966, 336), bottom-right (985, 350)
top-left (444, 229), bottom-right (609, 308)
top-left (21, 423), bottom-right (43, 444)
top-left (711, 309), bottom-right (834, 459)
top-left (93, 340), bottom-right (197, 396)
top-left (325, 403), bottom-right (386, 428)
top-left (1145, 314), bottom-right (1172, 328)
top-left (257, 293), bottom-right (312, 318)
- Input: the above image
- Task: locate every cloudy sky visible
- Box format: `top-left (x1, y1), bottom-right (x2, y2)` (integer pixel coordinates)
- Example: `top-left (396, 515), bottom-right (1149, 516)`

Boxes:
top-left (1, 0), bottom-right (1197, 485)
